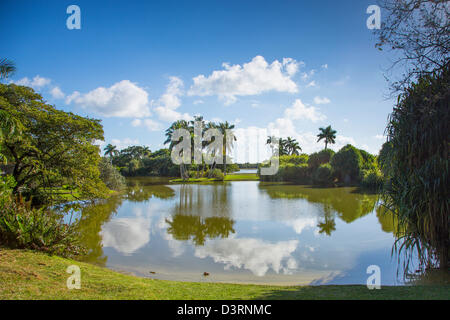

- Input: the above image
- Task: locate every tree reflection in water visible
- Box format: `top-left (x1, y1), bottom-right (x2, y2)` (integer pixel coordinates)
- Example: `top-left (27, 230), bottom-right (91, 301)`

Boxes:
top-left (258, 184), bottom-right (380, 236)
top-left (166, 183), bottom-right (235, 246)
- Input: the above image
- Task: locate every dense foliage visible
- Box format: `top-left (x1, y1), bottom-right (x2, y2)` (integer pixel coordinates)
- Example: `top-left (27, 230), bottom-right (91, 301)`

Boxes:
top-left (382, 65), bottom-right (449, 270)
top-left (0, 84), bottom-right (109, 203)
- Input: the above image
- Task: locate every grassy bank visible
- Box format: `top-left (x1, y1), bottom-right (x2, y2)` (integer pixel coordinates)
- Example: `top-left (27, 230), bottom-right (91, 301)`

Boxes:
top-left (1, 249), bottom-right (449, 300)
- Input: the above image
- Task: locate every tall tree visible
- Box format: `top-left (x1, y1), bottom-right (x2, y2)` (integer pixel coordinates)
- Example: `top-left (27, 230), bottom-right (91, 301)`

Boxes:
top-left (217, 121), bottom-right (236, 175)
top-left (317, 126), bottom-right (337, 150)
top-left (164, 120), bottom-right (190, 179)
top-left (103, 144), bottom-right (118, 160)
top-left (0, 84), bottom-right (108, 201)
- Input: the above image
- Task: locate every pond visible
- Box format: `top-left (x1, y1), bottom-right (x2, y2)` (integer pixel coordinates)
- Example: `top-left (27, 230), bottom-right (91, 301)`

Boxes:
top-left (73, 177), bottom-right (410, 286)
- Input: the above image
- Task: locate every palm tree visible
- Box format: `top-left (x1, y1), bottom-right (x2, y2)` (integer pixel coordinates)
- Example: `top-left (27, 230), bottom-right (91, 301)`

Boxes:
top-left (103, 144), bottom-right (118, 160)
top-left (0, 58), bottom-right (16, 80)
top-left (217, 121), bottom-right (237, 176)
top-left (164, 120), bottom-right (190, 179)
top-left (285, 137), bottom-right (302, 155)
top-left (317, 125), bottom-right (337, 150)
top-left (190, 116), bottom-right (206, 177)
top-left (266, 136), bottom-right (291, 156)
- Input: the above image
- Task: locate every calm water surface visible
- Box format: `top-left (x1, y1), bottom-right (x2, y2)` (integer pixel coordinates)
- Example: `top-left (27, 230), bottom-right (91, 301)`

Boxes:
top-left (75, 177), bottom-right (407, 285)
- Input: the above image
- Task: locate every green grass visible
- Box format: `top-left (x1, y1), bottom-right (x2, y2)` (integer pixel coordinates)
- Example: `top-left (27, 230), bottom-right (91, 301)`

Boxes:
top-left (224, 173), bottom-right (259, 181)
top-left (1, 248), bottom-right (448, 300)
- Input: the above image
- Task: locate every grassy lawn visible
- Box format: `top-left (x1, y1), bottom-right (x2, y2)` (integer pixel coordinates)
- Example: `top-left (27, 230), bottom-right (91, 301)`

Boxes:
top-left (224, 173), bottom-right (259, 181)
top-left (0, 248), bottom-right (448, 300)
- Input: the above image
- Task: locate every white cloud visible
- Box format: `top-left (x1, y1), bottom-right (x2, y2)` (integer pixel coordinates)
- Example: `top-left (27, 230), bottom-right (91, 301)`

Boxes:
top-left (284, 99), bottom-right (326, 122)
top-left (67, 80), bottom-right (151, 118)
top-left (154, 76), bottom-right (192, 122)
top-left (306, 80), bottom-right (317, 88)
top-left (301, 69), bottom-right (315, 81)
top-left (13, 75), bottom-right (51, 89)
top-left (374, 134), bottom-right (385, 140)
top-left (188, 55), bottom-right (300, 105)
top-left (195, 237), bottom-right (299, 276)
top-left (50, 86), bottom-right (65, 99)
top-left (111, 138), bottom-right (140, 150)
top-left (321, 64), bottom-right (328, 69)
top-left (193, 99), bottom-right (204, 105)
top-left (131, 118), bottom-right (162, 131)
top-left (313, 96), bottom-right (331, 105)
top-left (101, 207), bottom-right (152, 255)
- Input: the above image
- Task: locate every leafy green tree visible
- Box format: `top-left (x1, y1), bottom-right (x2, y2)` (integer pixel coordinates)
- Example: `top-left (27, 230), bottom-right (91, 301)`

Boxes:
top-left (98, 157), bottom-right (125, 191)
top-left (0, 84), bottom-right (108, 201)
top-left (308, 149), bottom-right (335, 169)
top-left (317, 125), bottom-right (337, 150)
top-left (383, 65), bottom-right (449, 270)
top-left (330, 144), bottom-right (363, 184)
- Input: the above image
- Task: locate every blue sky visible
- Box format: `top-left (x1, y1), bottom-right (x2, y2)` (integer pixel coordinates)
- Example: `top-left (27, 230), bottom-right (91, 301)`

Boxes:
top-left (1, 0), bottom-right (395, 162)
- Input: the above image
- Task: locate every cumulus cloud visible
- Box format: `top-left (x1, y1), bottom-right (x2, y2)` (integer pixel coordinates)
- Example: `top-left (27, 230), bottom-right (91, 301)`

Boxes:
top-left (66, 80), bottom-right (151, 118)
top-left (306, 80), bottom-right (317, 88)
top-left (313, 96), bottom-right (331, 105)
top-left (188, 55), bottom-right (300, 105)
top-left (101, 207), bottom-right (152, 255)
top-left (154, 76), bottom-right (192, 122)
top-left (284, 99), bottom-right (326, 122)
top-left (195, 237), bottom-right (299, 276)
top-left (13, 75), bottom-right (51, 89)
top-left (131, 118), bottom-right (162, 131)
top-left (111, 138), bottom-right (140, 150)
top-left (50, 86), bottom-right (65, 99)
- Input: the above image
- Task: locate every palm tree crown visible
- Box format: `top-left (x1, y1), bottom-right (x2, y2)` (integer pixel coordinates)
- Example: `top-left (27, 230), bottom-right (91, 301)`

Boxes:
top-left (317, 126), bottom-right (337, 150)
top-left (0, 58), bottom-right (16, 80)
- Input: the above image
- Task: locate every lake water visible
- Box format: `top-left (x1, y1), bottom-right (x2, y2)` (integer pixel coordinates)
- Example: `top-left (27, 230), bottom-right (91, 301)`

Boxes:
top-left (74, 177), bottom-right (411, 286)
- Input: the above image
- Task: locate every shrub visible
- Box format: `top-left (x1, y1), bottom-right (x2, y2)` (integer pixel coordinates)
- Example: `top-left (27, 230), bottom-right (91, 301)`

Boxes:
top-left (0, 197), bottom-right (85, 257)
top-left (308, 149), bottom-right (335, 169)
top-left (313, 163), bottom-right (334, 186)
top-left (361, 167), bottom-right (384, 190)
top-left (279, 154), bottom-right (309, 166)
top-left (280, 164), bottom-right (310, 184)
top-left (210, 168), bottom-right (224, 180)
top-left (98, 158), bottom-right (126, 191)
top-left (330, 144), bottom-right (363, 184)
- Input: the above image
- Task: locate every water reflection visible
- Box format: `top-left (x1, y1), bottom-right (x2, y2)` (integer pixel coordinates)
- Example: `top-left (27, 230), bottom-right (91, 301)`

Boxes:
top-left (70, 178), bottom-right (417, 285)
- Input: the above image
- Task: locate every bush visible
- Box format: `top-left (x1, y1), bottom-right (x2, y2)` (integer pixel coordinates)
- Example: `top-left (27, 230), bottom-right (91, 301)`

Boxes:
top-left (361, 167), bottom-right (384, 190)
top-left (279, 154), bottom-right (309, 165)
top-left (210, 168), bottom-right (224, 180)
top-left (0, 197), bottom-right (85, 257)
top-left (98, 158), bottom-right (126, 191)
top-left (330, 144), bottom-right (363, 184)
top-left (308, 149), bottom-right (335, 169)
top-left (280, 164), bottom-right (310, 183)
top-left (313, 163), bottom-right (334, 186)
